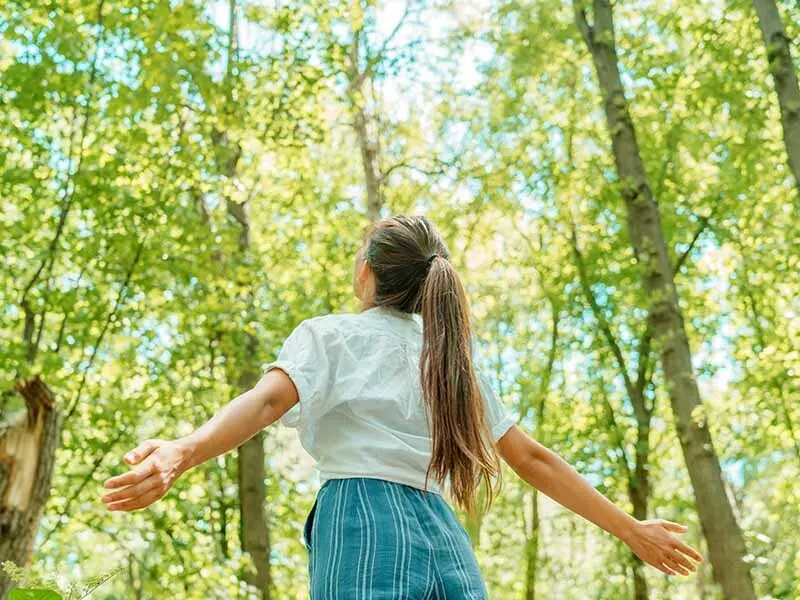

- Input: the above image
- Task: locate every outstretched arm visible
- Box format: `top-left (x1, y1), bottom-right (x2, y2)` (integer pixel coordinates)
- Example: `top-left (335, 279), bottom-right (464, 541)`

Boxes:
top-left (497, 425), bottom-right (703, 576)
top-left (102, 369), bottom-right (299, 512)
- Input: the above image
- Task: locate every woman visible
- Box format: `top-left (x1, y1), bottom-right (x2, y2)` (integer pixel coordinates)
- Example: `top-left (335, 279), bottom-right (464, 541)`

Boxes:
top-left (103, 215), bottom-right (702, 598)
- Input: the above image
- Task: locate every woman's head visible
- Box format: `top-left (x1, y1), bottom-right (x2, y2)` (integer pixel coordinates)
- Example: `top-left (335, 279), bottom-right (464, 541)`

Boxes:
top-left (354, 215), bottom-right (449, 311)
top-left (356, 215), bottom-right (501, 514)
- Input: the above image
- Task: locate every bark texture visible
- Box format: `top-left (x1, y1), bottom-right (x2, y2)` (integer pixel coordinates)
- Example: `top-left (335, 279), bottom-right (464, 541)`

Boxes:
top-left (0, 377), bottom-right (61, 599)
top-left (238, 430), bottom-right (271, 596)
top-left (574, 2), bottom-right (756, 598)
top-left (753, 0), bottom-right (800, 197)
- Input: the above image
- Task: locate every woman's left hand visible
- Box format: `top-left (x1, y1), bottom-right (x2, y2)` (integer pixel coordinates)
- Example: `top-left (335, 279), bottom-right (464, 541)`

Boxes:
top-left (623, 519), bottom-right (704, 576)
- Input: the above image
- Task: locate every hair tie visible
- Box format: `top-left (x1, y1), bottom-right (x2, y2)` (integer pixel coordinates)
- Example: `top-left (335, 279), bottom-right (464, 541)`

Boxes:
top-left (426, 254), bottom-right (440, 267)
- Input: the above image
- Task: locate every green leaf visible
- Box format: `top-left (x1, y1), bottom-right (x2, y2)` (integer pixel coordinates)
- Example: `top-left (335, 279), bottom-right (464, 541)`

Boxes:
top-left (9, 590), bottom-right (63, 600)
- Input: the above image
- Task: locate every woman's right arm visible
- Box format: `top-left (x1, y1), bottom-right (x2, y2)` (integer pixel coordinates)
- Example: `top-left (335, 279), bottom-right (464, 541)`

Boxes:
top-left (102, 368), bottom-right (299, 512)
top-left (497, 425), bottom-right (703, 576)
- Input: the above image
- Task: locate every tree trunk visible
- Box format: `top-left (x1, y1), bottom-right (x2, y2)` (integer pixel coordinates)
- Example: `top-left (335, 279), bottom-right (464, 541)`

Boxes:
top-left (225, 194), bottom-right (272, 600)
top-left (222, 174), bottom-right (273, 600)
top-left (231, 282), bottom-right (271, 599)
top-left (348, 28), bottom-right (383, 223)
top-left (523, 487), bottom-right (540, 600)
top-left (753, 0), bottom-right (800, 198)
top-left (0, 377), bottom-right (61, 599)
top-left (573, 2), bottom-right (756, 598)
top-left (629, 462), bottom-right (649, 600)
top-left (522, 295), bottom-right (559, 600)
top-left (354, 107), bottom-right (383, 222)
top-left (210, 3), bottom-right (272, 592)
top-left (238, 432), bottom-right (271, 597)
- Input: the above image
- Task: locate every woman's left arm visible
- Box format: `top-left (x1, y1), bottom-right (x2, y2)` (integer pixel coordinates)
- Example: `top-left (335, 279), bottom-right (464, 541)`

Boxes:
top-left (102, 369), bottom-right (298, 512)
top-left (497, 425), bottom-right (704, 576)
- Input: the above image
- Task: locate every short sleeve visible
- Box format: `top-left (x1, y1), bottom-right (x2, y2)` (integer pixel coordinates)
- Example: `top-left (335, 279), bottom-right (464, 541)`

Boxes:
top-left (476, 369), bottom-right (516, 442)
top-left (263, 319), bottom-right (332, 429)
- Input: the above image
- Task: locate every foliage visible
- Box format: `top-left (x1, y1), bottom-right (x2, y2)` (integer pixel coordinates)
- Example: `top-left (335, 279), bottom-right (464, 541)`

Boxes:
top-left (2, 0), bottom-right (798, 598)
top-left (2, 562), bottom-right (119, 600)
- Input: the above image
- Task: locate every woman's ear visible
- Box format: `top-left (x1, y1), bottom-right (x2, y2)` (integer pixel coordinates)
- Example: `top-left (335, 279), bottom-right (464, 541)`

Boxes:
top-left (357, 256), bottom-right (371, 285)
top-left (357, 259), bottom-right (377, 306)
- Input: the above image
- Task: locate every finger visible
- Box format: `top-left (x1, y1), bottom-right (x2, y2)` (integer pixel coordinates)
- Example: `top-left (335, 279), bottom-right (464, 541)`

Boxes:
top-left (107, 489), bottom-right (163, 512)
top-left (669, 551), bottom-right (696, 574)
top-left (663, 556), bottom-right (691, 576)
top-left (654, 561), bottom-right (676, 576)
top-left (102, 473), bottom-right (161, 504)
top-left (124, 440), bottom-right (160, 465)
top-left (660, 520), bottom-right (688, 534)
top-left (104, 462), bottom-right (154, 489)
top-left (674, 541), bottom-right (704, 563)
top-left (659, 561), bottom-right (679, 576)
top-left (108, 491), bottom-right (160, 512)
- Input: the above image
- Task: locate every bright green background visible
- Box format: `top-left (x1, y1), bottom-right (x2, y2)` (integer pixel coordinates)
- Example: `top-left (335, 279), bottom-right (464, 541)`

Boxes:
top-left (2, 0), bottom-right (798, 598)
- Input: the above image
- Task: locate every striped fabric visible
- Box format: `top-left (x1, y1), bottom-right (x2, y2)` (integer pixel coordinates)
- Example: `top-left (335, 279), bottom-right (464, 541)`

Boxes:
top-left (303, 477), bottom-right (489, 599)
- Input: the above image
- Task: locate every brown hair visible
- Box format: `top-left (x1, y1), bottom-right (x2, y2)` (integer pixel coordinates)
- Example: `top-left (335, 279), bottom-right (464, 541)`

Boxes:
top-left (364, 215), bottom-right (500, 514)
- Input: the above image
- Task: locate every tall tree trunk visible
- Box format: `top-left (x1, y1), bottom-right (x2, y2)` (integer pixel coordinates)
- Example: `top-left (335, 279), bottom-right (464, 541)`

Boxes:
top-left (523, 487), bottom-right (541, 600)
top-left (0, 378), bottom-right (61, 599)
top-left (348, 28), bottom-right (383, 222)
top-left (223, 154), bottom-right (273, 600)
top-left (237, 435), bottom-right (270, 594)
top-left (573, 3), bottom-right (756, 598)
top-left (212, 2), bottom-right (272, 595)
top-left (226, 198), bottom-right (272, 599)
top-left (522, 291), bottom-right (559, 600)
top-left (629, 455), bottom-right (649, 600)
top-left (753, 0), bottom-right (800, 199)
top-left (354, 107), bottom-right (382, 222)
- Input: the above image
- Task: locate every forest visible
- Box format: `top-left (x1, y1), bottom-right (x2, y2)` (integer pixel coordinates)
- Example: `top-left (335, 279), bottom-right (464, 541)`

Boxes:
top-left (1, 0), bottom-right (799, 598)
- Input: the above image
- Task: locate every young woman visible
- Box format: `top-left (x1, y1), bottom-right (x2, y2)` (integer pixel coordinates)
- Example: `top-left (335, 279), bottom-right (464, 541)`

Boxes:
top-left (103, 215), bottom-right (702, 598)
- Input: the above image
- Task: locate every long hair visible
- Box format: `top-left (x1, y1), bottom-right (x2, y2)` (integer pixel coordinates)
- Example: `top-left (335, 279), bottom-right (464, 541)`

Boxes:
top-left (364, 215), bottom-right (500, 514)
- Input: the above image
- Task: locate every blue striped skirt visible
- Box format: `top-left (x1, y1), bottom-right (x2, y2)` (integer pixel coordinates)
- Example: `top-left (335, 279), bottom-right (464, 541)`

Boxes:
top-left (302, 477), bottom-right (489, 599)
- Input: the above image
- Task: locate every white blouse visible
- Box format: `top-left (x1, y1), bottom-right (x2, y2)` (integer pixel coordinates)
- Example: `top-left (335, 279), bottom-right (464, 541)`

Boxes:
top-left (264, 305), bottom-right (517, 495)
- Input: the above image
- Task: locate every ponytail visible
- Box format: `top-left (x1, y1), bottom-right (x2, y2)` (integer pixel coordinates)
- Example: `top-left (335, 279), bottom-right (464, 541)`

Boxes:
top-left (420, 255), bottom-right (500, 515)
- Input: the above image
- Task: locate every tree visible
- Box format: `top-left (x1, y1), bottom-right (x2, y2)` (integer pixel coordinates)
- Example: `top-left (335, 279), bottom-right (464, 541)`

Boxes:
top-left (569, 214), bottom-right (712, 600)
top-left (0, 379), bottom-right (60, 597)
top-left (752, 0), bottom-right (800, 200)
top-left (3, 0), bottom-right (798, 596)
top-left (213, 1), bottom-right (272, 595)
top-left (573, 1), bottom-right (757, 597)
top-left (521, 288), bottom-right (559, 600)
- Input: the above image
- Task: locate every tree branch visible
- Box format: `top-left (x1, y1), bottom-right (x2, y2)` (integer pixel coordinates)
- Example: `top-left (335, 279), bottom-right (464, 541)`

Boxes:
top-left (569, 224), bottom-right (637, 401)
top-left (534, 298), bottom-right (560, 438)
top-left (65, 238), bottom-right (146, 421)
top-left (20, 0), bottom-right (107, 311)
top-left (573, 1), bottom-right (593, 48)
top-left (351, 0), bottom-right (413, 91)
top-left (635, 206), bottom-right (716, 393)
top-left (673, 208), bottom-right (716, 274)
top-left (599, 385), bottom-right (633, 483)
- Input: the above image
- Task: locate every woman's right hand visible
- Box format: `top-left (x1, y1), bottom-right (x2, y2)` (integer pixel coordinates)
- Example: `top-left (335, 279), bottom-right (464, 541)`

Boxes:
top-left (623, 519), bottom-right (704, 576)
top-left (102, 439), bottom-right (194, 512)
